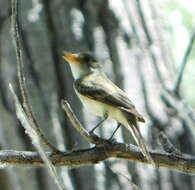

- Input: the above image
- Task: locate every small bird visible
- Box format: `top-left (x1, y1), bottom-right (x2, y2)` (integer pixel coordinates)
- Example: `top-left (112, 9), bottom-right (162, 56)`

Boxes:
top-left (62, 52), bottom-right (154, 164)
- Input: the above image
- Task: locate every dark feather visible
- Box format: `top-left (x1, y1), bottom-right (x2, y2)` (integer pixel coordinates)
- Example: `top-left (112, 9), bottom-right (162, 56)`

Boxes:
top-left (74, 73), bottom-right (145, 122)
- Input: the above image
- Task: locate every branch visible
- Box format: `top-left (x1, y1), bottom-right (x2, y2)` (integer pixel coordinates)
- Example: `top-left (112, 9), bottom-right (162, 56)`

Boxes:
top-left (8, 0), bottom-right (195, 177)
top-left (158, 132), bottom-right (182, 155)
top-left (161, 89), bottom-right (195, 138)
top-left (59, 100), bottom-right (195, 174)
top-left (173, 30), bottom-right (195, 94)
top-left (9, 84), bottom-right (66, 190)
top-left (11, 0), bottom-right (57, 152)
top-left (7, 88), bottom-right (195, 174)
top-left (11, 0), bottom-right (65, 189)
top-left (0, 142), bottom-right (195, 173)
top-left (61, 100), bottom-right (103, 145)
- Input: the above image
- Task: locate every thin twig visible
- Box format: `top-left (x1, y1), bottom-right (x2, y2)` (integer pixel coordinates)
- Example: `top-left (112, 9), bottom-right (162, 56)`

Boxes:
top-left (9, 84), bottom-right (66, 190)
top-left (173, 30), bottom-right (195, 94)
top-left (161, 89), bottom-right (195, 138)
top-left (51, 95), bottom-right (66, 151)
top-left (11, 0), bottom-right (58, 152)
top-left (106, 164), bottom-right (140, 190)
top-left (61, 100), bottom-right (101, 145)
top-left (158, 132), bottom-right (182, 155)
top-left (11, 0), bottom-right (66, 189)
top-left (4, 90), bottom-right (195, 174)
top-left (51, 97), bottom-right (73, 189)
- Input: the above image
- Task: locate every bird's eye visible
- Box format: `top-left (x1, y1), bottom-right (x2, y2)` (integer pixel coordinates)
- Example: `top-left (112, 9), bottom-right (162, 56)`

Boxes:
top-left (78, 53), bottom-right (99, 67)
top-left (84, 56), bottom-right (91, 62)
top-left (84, 55), bottom-right (97, 63)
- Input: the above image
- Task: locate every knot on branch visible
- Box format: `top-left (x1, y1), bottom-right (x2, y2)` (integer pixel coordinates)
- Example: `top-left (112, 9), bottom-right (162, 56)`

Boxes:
top-left (158, 132), bottom-right (182, 156)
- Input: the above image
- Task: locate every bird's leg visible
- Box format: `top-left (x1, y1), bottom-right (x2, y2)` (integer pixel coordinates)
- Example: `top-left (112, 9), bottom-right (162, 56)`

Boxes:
top-left (90, 114), bottom-right (108, 134)
top-left (109, 123), bottom-right (121, 140)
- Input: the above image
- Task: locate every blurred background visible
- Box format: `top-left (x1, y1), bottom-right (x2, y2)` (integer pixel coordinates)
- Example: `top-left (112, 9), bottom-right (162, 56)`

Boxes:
top-left (0, 0), bottom-right (195, 189)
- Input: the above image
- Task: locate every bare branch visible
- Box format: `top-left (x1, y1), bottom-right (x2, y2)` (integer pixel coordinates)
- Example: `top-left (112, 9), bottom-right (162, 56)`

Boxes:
top-left (161, 89), bottom-right (195, 138)
top-left (8, 0), bottom-right (195, 180)
top-left (9, 84), bottom-right (66, 190)
top-left (0, 142), bottom-right (195, 173)
top-left (173, 30), bottom-right (195, 94)
top-left (106, 165), bottom-right (140, 190)
top-left (51, 96), bottom-right (73, 189)
top-left (7, 85), bottom-right (195, 174)
top-left (61, 100), bottom-right (105, 145)
top-left (51, 95), bottom-right (66, 151)
top-left (11, 0), bottom-right (66, 189)
top-left (11, 0), bottom-right (58, 152)
top-left (158, 132), bottom-right (182, 155)
top-left (59, 98), bottom-right (195, 173)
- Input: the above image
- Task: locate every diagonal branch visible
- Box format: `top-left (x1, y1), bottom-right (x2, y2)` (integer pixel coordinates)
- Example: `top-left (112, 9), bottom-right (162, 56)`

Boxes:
top-left (8, 0), bottom-right (195, 178)
top-left (11, 0), bottom-right (65, 189)
top-left (158, 132), bottom-right (182, 155)
top-left (61, 100), bottom-right (106, 145)
top-left (173, 30), bottom-right (195, 94)
top-left (60, 99), bottom-right (195, 174)
top-left (9, 84), bottom-right (66, 190)
top-left (7, 84), bottom-right (195, 174)
top-left (161, 89), bottom-right (195, 138)
top-left (11, 0), bottom-right (58, 152)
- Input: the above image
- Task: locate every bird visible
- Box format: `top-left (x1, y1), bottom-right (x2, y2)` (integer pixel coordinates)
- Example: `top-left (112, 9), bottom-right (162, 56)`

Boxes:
top-left (62, 51), bottom-right (154, 165)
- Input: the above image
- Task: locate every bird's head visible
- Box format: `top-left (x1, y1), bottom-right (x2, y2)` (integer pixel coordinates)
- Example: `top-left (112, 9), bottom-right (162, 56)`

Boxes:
top-left (62, 52), bottom-right (101, 79)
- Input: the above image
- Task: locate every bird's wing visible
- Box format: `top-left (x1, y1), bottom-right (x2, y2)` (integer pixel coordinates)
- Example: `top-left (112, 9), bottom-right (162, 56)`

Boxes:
top-left (74, 74), bottom-right (145, 122)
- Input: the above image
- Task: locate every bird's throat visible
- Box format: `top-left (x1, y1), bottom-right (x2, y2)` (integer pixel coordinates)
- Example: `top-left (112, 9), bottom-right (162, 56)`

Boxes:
top-left (69, 63), bottom-right (87, 80)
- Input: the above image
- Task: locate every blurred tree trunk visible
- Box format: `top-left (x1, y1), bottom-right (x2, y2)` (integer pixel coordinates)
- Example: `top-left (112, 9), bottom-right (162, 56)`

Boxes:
top-left (0, 0), bottom-right (195, 190)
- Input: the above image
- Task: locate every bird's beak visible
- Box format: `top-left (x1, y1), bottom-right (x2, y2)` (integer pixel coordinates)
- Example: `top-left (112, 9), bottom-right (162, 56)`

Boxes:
top-left (62, 52), bottom-right (81, 64)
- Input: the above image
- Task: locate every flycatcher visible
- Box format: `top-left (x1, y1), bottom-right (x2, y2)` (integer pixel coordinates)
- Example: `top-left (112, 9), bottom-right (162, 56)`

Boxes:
top-left (63, 52), bottom-right (154, 164)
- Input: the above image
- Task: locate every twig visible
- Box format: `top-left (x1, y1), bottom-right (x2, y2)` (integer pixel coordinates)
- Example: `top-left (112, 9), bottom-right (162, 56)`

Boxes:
top-left (11, 0), bottom-right (58, 152)
top-left (61, 100), bottom-right (104, 145)
top-left (51, 97), bottom-right (74, 189)
top-left (158, 132), bottom-right (182, 155)
top-left (9, 84), bottom-right (66, 190)
top-left (59, 100), bottom-right (195, 174)
top-left (11, 0), bottom-right (65, 189)
top-left (4, 90), bottom-right (195, 174)
top-left (161, 89), bottom-right (195, 138)
top-left (51, 95), bottom-right (66, 151)
top-left (106, 164), bottom-right (140, 190)
top-left (173, 30), bottom-right (195, 94)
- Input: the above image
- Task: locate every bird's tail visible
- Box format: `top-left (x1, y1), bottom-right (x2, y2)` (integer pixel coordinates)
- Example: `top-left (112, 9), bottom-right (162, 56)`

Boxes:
top-left (128, 120), bottom-right (154, 165)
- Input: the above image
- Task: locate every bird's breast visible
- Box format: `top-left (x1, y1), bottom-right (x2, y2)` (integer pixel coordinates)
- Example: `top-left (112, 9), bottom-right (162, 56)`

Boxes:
top-left (75, 89), bottom-right (128, 126)
top-left (76, 91), bottom-right (107, 117)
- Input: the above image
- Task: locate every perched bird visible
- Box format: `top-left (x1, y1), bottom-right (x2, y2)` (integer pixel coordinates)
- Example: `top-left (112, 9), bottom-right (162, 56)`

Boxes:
top-left (62, 52), bottom-right (154, 164)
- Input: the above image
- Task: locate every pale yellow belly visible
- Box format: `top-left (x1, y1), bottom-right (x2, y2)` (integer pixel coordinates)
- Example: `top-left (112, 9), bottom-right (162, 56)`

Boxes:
top-left (76, 91), bottom-right (128, 126)
top-left (77, 93), bottom-right (109, 117)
